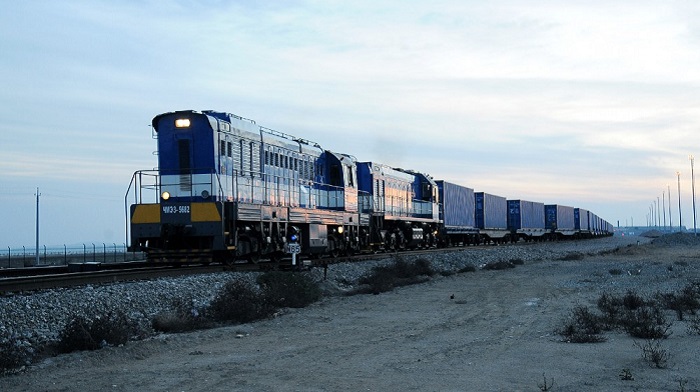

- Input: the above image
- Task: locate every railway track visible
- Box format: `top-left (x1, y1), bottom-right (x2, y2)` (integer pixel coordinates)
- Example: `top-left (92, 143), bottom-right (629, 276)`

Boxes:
top-left (0, 242), bottom-right (522, 293)
top-left (0, 265), bottom-right (232, 293)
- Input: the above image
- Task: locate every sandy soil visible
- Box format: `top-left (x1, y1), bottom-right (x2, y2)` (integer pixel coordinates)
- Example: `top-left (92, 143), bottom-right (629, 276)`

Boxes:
top-left (2, 240), bottom-right (700, 392)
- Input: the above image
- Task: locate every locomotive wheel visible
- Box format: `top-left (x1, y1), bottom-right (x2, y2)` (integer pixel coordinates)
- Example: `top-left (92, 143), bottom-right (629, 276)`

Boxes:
top-left (385, 233), bottom-right (397, 252)
top-left (238, 238), bottom-right (260, 264)
top-left (328, 238), bottom-right (341, 258)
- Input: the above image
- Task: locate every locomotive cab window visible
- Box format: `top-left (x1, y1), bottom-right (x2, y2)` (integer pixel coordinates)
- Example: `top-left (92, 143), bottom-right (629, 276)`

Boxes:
top-left (422, 183), bottom-right (432, 201)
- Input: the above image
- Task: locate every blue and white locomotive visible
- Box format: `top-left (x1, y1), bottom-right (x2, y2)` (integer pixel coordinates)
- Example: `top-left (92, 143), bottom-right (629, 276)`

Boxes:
top-left (126, 110), bottom-right (613, 263)
top-left (126, 110), bottom-right (441, 263)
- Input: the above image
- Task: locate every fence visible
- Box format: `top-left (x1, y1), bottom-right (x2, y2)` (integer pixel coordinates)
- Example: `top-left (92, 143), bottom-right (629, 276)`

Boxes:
top-left (2, 243), bottom-right (146, 268)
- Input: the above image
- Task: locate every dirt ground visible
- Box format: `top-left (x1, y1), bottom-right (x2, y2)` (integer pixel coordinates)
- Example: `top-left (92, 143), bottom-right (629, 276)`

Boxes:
top-left (3, 239), bottom-right (700, 392)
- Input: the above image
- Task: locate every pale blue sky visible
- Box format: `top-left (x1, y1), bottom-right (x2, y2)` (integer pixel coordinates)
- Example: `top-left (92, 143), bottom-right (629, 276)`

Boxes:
top-left (2, 1), bottom-right (700, 247)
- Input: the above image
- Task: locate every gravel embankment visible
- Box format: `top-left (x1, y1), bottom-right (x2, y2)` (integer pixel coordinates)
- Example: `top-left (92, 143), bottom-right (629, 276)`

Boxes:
top-left (0, 236), bottom-right (648, 349)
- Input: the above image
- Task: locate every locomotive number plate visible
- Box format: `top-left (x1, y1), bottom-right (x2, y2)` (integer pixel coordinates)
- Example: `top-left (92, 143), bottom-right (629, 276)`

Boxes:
top-left (162, 205), bottom-right (190, 214)
top-left (286, 244), bottom-right (301, 254)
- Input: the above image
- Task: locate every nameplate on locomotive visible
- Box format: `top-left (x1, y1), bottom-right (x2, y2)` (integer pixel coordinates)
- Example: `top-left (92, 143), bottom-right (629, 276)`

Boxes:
top-left (162, 205), bottom-right (191, 214)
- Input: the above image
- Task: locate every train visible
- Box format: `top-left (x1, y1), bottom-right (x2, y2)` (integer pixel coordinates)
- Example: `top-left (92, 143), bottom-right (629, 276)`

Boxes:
top-left (125, 110), bottom-right (613, 264)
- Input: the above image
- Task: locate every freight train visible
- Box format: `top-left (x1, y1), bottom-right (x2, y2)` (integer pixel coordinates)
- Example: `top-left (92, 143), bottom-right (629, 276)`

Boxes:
top-left (126, 110), bottom-right (613, 264)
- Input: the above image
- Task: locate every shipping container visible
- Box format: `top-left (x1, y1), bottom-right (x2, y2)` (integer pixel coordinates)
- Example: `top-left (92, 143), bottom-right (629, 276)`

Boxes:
top-left (475, 192), bottom-right (508, 230)
top-left (545, 204), bottom-right (576, 233)
top-left (508, 200), bottom-right (545, 231)
top-left (574, 208), bottom-right (590, 231)
top-left (436, 180), bottom-right (475, 230)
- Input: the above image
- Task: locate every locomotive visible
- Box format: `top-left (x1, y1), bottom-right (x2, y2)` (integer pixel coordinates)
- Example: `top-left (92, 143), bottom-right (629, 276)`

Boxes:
top-left (125, 110), bottom-right (612, 264)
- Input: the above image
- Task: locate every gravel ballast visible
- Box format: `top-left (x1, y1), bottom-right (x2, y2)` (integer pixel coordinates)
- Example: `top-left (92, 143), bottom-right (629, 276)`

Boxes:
top-left (1, 236), bottom-right (646, 349)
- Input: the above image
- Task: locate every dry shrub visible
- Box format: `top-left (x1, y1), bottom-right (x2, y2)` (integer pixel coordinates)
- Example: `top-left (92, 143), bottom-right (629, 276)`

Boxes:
top-left (57, 311), bottom-right (139, 353)
top-left (595, 291), bottom-right (674, 339)
top-left (152, 297), bottom-right (209, 333)
top-left (657, 282), bottom-right (700, 321)
top-left (357, 257), bottom-right (435, 295)
top-left (208, 280), bottom-right (273, 323)
top-left (257, 271), bottom-right (321, 309)
top-left (0, 333), bottom-right (34, 374)
top-left (635, 339), bottom-right (670, 368)
top-left (458, 265), bottom-right (477, 273)
top-left (558, 305), bottom-right (607, 343)
top-left (623, 305), bottom-right (672, 339)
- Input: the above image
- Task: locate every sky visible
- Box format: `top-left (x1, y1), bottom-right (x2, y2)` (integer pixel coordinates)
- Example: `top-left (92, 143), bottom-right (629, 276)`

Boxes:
top-left (2, 0), bottom-right (700, 249)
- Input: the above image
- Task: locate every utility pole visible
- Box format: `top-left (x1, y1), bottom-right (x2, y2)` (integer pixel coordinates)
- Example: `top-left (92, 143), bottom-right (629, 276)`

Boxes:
top-left (678, 171), bottom-right (683, 232)
top-left (668, 184), bottom-right (673, 231)
top-left (35, 187), bottom-right (40, 266)
top-left (662, 190), bottom-right (666, 231)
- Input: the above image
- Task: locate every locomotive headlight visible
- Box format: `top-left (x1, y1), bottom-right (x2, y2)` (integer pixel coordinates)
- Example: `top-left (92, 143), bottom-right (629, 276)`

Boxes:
top-left (161, 191), bottom-right (171, 200)
top-left (337, 226), bottom-right (344, 234)
top-left (175, 118), bottom-right (191, 128)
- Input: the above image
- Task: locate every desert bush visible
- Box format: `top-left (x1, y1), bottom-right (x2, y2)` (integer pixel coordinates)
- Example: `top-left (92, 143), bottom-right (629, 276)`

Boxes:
top-left (257, 271), bottom-right (321, 308)
top-left (510, 258), bottom-right (525, 265)
top-left (358, 265), bottom-right (397, 294)
top-left (657, 283), bottom-right (700, 321)
top-left (391, 257), bottom-right (435, 279)
top-left (622, 290), bottom-right (647, 310)
top-left (0, 333), bottom-right (34, 374)
top-left (597, 292), bottom-right (624, 329)
top-left (623, 305), bottom-right (672, 339)
top-left (596, 291), bottom-right (672, 338)
top-left (208, 279), bottom-right (273, 323)
top-left (635, 339), bottom-right (670, 368)
top-left (558, 305), bottom-right (607, 343)
top-left (152, 296), bottom-right (209, 333)
top-left (608, 268), bottom-right (623, 275)
top-left (57, 311), bottom-right (138, 353)
top-left (358, 258), bottom-right (435, 294)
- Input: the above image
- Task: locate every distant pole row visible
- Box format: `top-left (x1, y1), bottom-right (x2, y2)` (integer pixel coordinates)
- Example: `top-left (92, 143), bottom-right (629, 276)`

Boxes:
top-left (655, 157), bottom-right (697, 234)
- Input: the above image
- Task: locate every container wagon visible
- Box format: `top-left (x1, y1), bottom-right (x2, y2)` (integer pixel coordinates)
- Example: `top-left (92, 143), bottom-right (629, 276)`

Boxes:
top-left (545, 204), bottom-right (576, 238)
top-left (436, 180), bottom-right (478, 246)
top-left (574, 208), bottom-right (591, 238)
top-left (475, 192), bottom-right (509, 243)
top-left (507, 199), bottom-right (546, 241)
